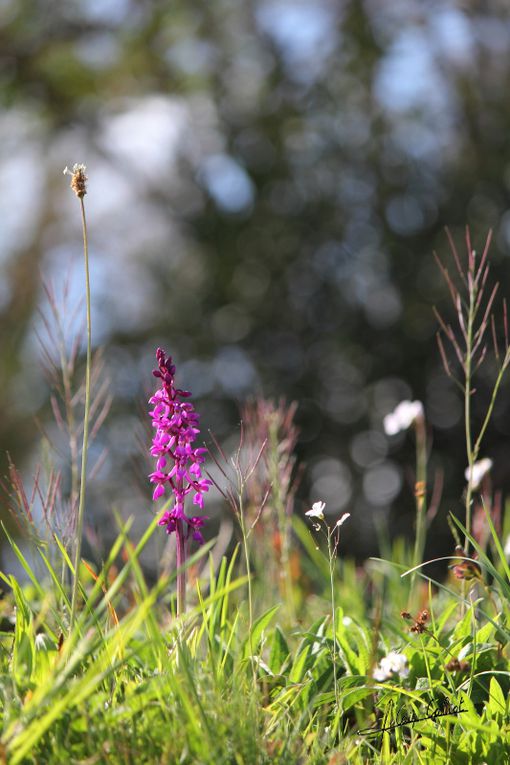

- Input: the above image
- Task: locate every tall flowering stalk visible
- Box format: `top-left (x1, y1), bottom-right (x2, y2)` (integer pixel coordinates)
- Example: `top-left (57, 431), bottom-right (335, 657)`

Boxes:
top-left (64, 163), bottom-right (92, 631)
top-left (149, 348), bottom-right (210, 614)
top-left (242, 398), bottom-right (300, 623)
top-left (305, 502), bottom-right (350, 711)
top-left (207, 423), bottom-right (268, 689)
top-left (435, 228), bottom-right (510, 553)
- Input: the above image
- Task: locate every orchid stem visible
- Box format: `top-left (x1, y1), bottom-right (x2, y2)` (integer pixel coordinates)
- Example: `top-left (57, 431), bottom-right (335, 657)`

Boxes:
top-left (175, 520), bottom-right (187, 615)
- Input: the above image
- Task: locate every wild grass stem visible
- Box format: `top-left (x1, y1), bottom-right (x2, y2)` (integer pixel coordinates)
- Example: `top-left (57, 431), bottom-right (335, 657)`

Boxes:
top-left (436, 229), bottom-right (510, 555)
top-left (326, 527), bottom-right (339, 710)
top-left (463, 275), bottom-right (475, 553)
top-left (237, 495), bottom-right (255, 680)
top-left (67, 167), bottom-right (92, 631)
top-left (410, 413), bottom-right (427, 602)
top-left (46, 288), bottom-right (81, 597)
top-left (267, 416), bottom-right (295, 623)
top-left (206, 426), bottom-right (265, 688)
top-left (232, 464), bottom-right (257, 689)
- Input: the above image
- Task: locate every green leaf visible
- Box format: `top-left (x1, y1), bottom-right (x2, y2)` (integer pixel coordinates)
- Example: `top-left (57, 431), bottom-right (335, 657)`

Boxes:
top-left (289, 645), bottom-right (311, 683)
top-left (487, 677), bottom-right (506, 720)
top-left (242, 604), bottom-right (279, 659)
top-left (268, 626), bottom-right (290, 674)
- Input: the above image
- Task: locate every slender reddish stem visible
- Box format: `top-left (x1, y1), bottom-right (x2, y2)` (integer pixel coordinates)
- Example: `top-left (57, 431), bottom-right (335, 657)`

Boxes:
top-left (175, 519), bottom-right (186, 615)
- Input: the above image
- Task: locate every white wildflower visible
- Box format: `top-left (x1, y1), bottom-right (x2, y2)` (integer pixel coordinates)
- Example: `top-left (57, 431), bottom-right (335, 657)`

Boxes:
top-left (373, 651), bottom-right (409, 681)
top-left (305, 501), bottom-right (326, 520)
top-left (383, 400), bottom-right (424, 436)
top-left (464, 458), bottom-right (492, 490)
top-left (336, 512), bottom-right (350, 528)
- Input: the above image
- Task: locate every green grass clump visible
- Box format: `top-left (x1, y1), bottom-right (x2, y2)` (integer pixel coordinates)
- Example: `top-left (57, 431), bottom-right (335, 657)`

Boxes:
top-left (0, 510), bottom-right (509, 764)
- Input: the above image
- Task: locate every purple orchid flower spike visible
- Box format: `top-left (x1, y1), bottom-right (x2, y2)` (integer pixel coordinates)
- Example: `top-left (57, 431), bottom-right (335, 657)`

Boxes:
top-left (149, 348), bottom-right (210, 612)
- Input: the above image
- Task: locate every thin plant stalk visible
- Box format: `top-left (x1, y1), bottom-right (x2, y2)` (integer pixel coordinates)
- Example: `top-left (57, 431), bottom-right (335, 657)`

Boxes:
top-left (173, 469), bottom-right (187, 616)
top-left (474, 354), bottom-right (510, 454)
top-left (47, 286), bottom-right (80, 514)
top-left (53, 303), bottom-right (80, 599)
top-left (326, 527), bottom-right (339, 710)
top-left (206, 427), bottom-right (265, 688)
top-left (42, 302), bottom-right (80, 599)
top-left (240, 398), bottom-right (299, 625)
top-left (305, 504), bottom-right (349, 712)
top-left (436, 229), bottom-right (510, 552)
top-left (70, 190), bottom-right (92, 630)
top-left (60, 346), bottom-right (79, 598)
top-left (235, 430), bottom-right (266, 669)
top-left (175, 520), bottom-right (186, 615)
top-left (267, 419), bottom-right (295, 623)
top-left (410, 414), bottom-right (427, 601)
top-left (238, 498), bottom-right (254, 634)
top-left (463, 272), bottom-right (476, 553)
top-left (237, 485), bottom-right (257, 690)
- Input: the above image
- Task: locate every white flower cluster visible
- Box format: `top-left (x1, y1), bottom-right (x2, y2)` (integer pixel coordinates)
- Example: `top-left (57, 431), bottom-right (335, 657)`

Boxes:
top-left (305, 501), bottom-right (350, 529)
top-left (383, 400), bottom-right (424, 436)
top-left (305, 501), bottom-right (326, 520)
top-left (373, 651), bottom-right (409, 682)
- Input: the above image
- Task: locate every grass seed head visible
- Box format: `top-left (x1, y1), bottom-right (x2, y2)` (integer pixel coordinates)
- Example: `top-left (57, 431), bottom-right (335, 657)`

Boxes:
top-left (64, 163), bottom-right (88, 197)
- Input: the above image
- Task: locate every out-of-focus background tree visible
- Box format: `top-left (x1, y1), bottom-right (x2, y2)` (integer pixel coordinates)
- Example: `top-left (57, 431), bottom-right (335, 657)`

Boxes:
top-left (2, 0), bottom-right (510, 564)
